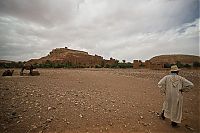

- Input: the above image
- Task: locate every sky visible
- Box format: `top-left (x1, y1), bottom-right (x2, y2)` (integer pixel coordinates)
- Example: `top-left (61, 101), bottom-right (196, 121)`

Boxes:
top-left (0, 0), bottom-right (199, 62)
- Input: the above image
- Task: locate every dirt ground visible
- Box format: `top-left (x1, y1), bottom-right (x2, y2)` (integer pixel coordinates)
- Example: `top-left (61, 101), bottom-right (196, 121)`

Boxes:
top-left (0, 68), bottom-right (199, 133)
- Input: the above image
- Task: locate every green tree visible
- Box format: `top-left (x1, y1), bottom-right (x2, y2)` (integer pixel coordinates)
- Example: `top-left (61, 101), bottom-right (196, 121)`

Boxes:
top-left (184, 64), bottom-right (191, 68)
top-left (176, 61), bottom-right (184, 68)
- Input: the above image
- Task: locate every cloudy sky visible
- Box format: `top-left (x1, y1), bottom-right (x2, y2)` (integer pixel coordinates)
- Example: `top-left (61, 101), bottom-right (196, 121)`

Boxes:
top-left (0, 0), bottom-right (199, 62)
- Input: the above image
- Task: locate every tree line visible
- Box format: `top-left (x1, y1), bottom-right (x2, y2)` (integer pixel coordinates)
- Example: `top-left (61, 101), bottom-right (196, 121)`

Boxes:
top-left (1, 60), bottom-right (200, 69)
top-left (0, 60), bottom-right (133, 69)
top-left (163, 61), bottom-right (200, 68)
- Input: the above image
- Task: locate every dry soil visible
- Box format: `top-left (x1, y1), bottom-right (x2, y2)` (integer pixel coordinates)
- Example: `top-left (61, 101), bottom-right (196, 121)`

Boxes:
top-left (0, 68), bottom-right (199, 133)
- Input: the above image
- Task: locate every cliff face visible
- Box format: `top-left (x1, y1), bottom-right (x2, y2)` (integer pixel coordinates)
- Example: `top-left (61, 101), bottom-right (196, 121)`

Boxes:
top-left (149, 54), bottom-right (200, 64)
top-left (27, 48), bottom-right (117, 67)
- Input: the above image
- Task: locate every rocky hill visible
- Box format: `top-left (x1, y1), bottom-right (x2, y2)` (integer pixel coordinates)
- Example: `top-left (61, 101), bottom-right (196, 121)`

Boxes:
top-left (149, 54), bottom-right (200, 64)
top-left (27, 47), bottom-right (117, 67)
top-left (0, 60), bottom-right (15, 64)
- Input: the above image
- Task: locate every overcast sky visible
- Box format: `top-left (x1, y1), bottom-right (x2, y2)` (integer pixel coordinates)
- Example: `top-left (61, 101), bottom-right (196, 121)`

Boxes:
top-left (0, 0), bottom-right (199, 62)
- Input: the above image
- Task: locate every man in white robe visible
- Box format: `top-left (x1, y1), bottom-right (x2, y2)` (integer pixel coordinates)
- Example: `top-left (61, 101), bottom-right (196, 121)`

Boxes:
top-left (158, 65), bottom-right (194, 127)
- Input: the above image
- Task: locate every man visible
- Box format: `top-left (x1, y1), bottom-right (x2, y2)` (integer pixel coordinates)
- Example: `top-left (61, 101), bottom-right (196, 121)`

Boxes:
top-left (158, 65), bottom-right (194, 127)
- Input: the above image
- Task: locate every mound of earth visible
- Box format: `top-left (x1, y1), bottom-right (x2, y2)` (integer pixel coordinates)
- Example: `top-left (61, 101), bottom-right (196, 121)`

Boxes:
top-left (149, 54), bottom-right (200, 64)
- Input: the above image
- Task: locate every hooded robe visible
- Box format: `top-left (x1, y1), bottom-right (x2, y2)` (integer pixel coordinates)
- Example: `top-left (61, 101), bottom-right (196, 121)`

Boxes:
top-left (158, 73), bottom-right (194, 123)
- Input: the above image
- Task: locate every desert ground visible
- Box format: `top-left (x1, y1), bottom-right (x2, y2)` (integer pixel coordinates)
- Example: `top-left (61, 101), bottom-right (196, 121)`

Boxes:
top-left (0, 68), bottom-right (199, 133)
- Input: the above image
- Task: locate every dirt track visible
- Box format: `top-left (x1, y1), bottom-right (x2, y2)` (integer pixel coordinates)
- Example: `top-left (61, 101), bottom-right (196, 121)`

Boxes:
top-left (0, 68), bottom-right (199, 133)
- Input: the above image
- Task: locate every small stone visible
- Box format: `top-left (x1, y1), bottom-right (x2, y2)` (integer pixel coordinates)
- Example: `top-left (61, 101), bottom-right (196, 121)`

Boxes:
top-left (155, 112), bottom-right (160, 116)
top-left (12, 112), bottom-right (17, 116)
top-left (111, 100), bottom-right (115, 103)
top-left (140, 116), bottom-right (144, 119)
top-left (48, 107), bottom-right (52, 110)
top-left (79, 114), bottom-right (83, 118)
top-left (143, 123), bottom-right (148, 126)
top-left (57, 102), bottom-right (62, 105)
top-left (145, 129), bottom-right (151, 133)
top-left (46, 117), bottom-right (53, 123)
top-left (46, 119), bottom-right (52, 123)
top-left (63, 118), bottom-right (70, 124)
top-left (32, 125), bottom-right (37, 129)
top-left (185, 125), bottom-right (195, 131)
top-left (17, 120), bottom-right (21, 124)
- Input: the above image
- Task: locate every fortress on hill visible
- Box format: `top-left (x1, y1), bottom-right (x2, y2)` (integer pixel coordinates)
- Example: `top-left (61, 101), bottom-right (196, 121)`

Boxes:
top-left (27, 47), bottom-right (117, 68)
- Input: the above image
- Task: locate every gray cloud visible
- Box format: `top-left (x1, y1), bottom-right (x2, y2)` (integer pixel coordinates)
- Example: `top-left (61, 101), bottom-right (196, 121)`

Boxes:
top-left (0, 0), bottom-right (199, 62)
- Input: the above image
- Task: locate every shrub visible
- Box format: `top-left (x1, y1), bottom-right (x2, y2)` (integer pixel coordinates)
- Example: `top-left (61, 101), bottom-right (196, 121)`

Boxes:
top-left (95, 65), bottom-right (102, 68)
top-left (184, 64), bottom-right (191, 68)
top-left (105, 64), bottom-right (111, 68)
top-left (193, 62), bottom-right (200, 67)
top-left (176, 61), bottom-right (184, 68)
top-left (164, 63), bottom-right (171, 68)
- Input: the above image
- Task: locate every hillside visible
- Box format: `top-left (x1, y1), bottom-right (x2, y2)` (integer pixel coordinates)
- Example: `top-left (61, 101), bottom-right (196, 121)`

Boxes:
top-left (27, 47), bottom-right (117, 67)
top-left (0, 60), bottom-right (15, 64)
top-left (149, 54), bottom-right (200, 64)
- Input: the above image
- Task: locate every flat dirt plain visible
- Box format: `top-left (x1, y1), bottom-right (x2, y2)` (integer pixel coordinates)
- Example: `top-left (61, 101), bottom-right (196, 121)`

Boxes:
top-left (0, 68), bottom-right (199, 133)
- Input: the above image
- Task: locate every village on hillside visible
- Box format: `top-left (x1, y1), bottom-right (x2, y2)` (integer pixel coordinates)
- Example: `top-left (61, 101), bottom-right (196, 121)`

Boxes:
top-left (0, 47), bottom-right (200, 69)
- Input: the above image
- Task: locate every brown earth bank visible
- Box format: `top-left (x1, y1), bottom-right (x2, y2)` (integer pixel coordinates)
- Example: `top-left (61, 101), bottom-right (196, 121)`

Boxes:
top-left (149, 55), bottom-right (200, 64)
top-left (0, 68), bottom-right (199, 133)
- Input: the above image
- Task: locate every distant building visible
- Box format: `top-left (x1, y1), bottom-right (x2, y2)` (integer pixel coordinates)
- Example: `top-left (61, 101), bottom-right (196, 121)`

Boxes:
top-left (149, 62), bottom-right (165, 70)
top-left (133, 60), bottom-right (142, 69)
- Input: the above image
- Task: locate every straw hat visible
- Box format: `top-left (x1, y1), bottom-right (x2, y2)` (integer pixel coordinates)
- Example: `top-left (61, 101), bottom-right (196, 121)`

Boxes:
top-left (170, 65), bottom-right (180, 72)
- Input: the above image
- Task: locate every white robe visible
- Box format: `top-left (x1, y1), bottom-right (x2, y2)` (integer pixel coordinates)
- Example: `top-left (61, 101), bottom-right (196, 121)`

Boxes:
top-left (158, 73), bottom-right (194, 123)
